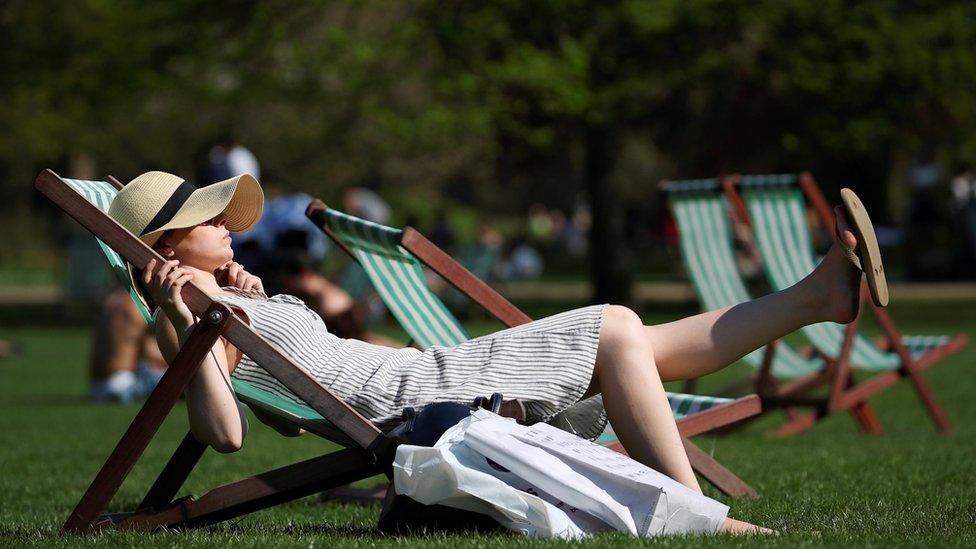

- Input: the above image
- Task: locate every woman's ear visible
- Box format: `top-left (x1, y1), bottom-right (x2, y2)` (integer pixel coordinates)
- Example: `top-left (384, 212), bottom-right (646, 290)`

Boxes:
top-left (153, 230), bottom-right (177, 258)
top-left (153, 242), bottom-right (176, 259)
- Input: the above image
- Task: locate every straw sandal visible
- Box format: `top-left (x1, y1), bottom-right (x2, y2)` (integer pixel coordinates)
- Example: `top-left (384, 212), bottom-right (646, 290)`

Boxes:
top-left (838, 188), bottom-right (889, 307)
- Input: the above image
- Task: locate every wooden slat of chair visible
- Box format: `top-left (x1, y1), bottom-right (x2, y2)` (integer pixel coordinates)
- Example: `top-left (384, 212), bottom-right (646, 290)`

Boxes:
top-left (118, 447), bottom-right (380, 530)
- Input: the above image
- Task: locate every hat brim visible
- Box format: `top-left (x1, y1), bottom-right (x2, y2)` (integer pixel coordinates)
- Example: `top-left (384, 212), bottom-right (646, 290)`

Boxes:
top-left (140, 174), bottom-right (264, 246)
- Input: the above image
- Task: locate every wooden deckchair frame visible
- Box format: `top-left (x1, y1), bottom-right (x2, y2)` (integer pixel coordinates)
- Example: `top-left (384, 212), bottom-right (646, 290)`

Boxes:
top-left (306, 200), bottom-right (762, 498)
top-left (723, 172), bottom-right (969, 434)
top-left (661, 179), bottom-right (885, 436)
top-left (37, 170), bottom-right (396, 533)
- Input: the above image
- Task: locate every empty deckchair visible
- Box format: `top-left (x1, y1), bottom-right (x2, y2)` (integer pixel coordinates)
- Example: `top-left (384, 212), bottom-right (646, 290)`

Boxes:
top-left (37, 170), bottom-right (395, 533)
top-left (664, 178), bottom-right (882, 435)
top-left (305, 199), bottom-right (762, 498)
top-left (726, 172), bottom-right (969, 432)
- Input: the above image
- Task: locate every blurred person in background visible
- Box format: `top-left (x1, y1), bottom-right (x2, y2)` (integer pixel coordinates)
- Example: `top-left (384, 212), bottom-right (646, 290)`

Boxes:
top-left (428, 210), bottom-right (457, 252)
top-left (342, 187), bottom-right (391, 225)
top-left (527, 203), bottom-right (554, 242)
top-left (205, 136), bottom-right (261, 184)
top-left (0, 340), bottom-right (20, 359)
top-left (950, 166), bottom-right (976, 278)
top-left (559, 204), bottom-right (589, 258)
top-left (904, 149), bottom-right (949, 280)
top-left (438, 222), bottom-right (505, 313)
top-left (500, 233), bottom-right (544, 281)
top-left (86, 137), bottom-right (264, 402)
top-left (88, 289), bottom-right (167, 401)
top-left (237, 189), bottom-right (400, 347)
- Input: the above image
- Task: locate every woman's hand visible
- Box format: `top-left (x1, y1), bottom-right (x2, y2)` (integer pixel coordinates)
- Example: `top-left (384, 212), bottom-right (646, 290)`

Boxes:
top-left (215, 261), bottom-right (264, 294)
top-left (144, 258), bottom-right (194, 328)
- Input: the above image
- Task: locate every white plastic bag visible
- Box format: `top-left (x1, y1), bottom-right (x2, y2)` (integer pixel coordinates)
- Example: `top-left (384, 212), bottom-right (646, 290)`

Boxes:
top-left (392, 409), bottom-right (729, 538)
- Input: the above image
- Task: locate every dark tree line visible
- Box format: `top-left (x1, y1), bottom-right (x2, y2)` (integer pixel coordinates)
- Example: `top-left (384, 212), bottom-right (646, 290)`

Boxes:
top-left (3, 1), bottom-right (975, 300)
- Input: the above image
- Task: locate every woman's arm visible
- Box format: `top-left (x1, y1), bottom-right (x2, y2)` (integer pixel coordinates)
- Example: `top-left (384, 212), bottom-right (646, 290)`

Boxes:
top-left (146, 259), bottom-right (245, 453)
top-left (155, 314), bottom-right (245, 452)
top-left (221, 335), bottom-right (304, 437)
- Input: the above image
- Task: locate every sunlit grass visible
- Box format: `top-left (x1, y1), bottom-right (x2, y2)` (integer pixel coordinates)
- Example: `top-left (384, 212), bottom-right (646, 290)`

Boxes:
top-left (1, 300), bottom-right (974, 547)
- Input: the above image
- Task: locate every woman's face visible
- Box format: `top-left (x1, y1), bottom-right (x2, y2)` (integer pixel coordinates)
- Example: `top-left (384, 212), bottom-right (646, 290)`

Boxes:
top-left (157, 213), bottom-right (234, 272)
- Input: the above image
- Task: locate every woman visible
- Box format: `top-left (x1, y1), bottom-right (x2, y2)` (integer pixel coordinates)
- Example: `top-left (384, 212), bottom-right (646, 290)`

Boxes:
top-left (109, 171), bottom-right (885, 535)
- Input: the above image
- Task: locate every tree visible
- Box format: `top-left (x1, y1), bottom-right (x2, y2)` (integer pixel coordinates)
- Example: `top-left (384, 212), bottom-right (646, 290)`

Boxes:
top-left (416, 0), bottom-right (976, 300)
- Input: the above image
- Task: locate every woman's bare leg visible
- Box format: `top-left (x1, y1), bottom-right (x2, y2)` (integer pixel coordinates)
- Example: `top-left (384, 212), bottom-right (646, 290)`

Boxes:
top-left (589, 306), bottom-right (775, 532)
top-left (647, 207), bottom-right (862, 381)
top-left (588, 305), bottom-right (702, 491)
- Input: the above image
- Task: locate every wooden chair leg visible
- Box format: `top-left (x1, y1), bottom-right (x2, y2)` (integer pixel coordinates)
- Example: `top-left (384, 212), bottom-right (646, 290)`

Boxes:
top-left (849, 401), bottom-right (883, 434)
top-left (866, 295), bottom-right (956, 432)
top-left (63, 306), bottom-right (229, 532)
top-left (904, 366), bottom-right (953, 432)
top-left (117, 447), bottom-right (382, 530)
top-left (844, 367), bottom-right (882, 435)
top-left (681, 437), bottom-right (757, 498)
top-left (771, 412), bottom-right (818, 437)
top-left (138, 431), bottom-right (209, 511)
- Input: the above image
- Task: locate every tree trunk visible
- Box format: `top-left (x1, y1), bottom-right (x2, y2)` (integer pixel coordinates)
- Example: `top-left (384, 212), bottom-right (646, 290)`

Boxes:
top-left (585, 124), bottom-right (632, 305)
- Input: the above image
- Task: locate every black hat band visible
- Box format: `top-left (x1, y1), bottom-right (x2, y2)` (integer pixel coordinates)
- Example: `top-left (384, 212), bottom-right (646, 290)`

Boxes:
top-left (140, 181), bottom-right (197, 236)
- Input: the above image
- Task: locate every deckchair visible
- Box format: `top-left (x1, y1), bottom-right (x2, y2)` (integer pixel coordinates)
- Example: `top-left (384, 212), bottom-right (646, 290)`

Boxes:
top-left (36, 170), bottom-right (399, 533)
top-left (724, 172), bottom-right (969, 433)
top-left (304, 199), bottom-right (763, 498)
top-left (664, 178), bottom-right (883, 435)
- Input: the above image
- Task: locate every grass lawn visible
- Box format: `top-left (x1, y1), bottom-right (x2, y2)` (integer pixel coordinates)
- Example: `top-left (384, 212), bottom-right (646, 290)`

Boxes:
top-left (1, 300), bottom-right (974, 547)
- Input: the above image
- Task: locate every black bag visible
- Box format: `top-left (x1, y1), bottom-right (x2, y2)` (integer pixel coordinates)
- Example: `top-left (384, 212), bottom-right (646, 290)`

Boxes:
top-left (377, 394), bottom-right (507, 534)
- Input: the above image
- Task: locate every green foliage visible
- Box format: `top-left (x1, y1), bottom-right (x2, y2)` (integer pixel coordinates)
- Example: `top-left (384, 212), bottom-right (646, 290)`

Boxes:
top-left (4, 1), bottom-right (976, 289)
top-left (5, 1), bottom-right (974, 188)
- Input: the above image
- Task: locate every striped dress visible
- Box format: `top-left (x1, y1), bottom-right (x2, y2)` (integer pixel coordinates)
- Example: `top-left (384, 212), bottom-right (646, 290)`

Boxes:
top-left (218, 288), bottom-right (609, 439)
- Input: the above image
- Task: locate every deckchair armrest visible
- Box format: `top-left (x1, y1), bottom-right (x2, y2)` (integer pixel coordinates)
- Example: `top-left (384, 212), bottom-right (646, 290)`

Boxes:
top-left (675, 395), bottom-right (761, 438)
top-left (400, 227), bottom-right (532, 328)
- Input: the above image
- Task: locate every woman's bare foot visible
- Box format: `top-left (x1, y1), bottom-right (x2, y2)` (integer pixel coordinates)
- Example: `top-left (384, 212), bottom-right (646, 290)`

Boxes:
top-left (803, 206), bottom-right (864, 324)
top-left (721, 517), bottom-right (776, 534)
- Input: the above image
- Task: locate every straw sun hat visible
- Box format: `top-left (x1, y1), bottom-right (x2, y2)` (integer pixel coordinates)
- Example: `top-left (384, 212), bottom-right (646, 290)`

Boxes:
top-left (108, 171), bottom-right (264, 315)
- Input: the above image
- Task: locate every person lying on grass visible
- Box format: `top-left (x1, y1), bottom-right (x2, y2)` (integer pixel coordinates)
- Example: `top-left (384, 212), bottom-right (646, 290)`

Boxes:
top-left (109, 171), bottom-right (887, 535)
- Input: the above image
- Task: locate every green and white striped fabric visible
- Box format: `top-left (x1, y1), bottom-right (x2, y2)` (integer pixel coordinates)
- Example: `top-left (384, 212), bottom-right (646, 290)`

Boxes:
top-left (62, 179), bottom-right (155, 328)
top-left (596, 392), bottom-right (727, 444)
top-left (319, 206), bottom-right (735, 423)
top-left (321, 207), bottom-right (470, 348)
top-left (664, 179), bottom-right (826, 378)
top-left (666, 391), bottom-right (732, 419)
top-left (64, 178), bottom-right (345, 443)
top-left (738, 174), bottom-right (951, 370)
